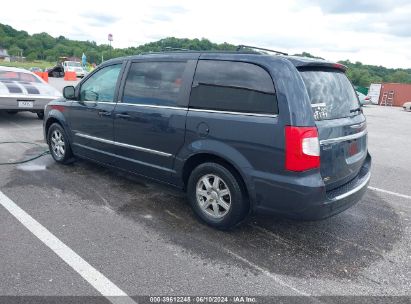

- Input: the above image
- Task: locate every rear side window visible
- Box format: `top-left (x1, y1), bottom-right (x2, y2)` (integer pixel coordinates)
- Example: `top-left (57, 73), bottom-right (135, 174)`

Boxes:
top-left (299, 69), bottom-right (360, 121)
top-left (123, 61), bottom-right (186, 107)
top-left (189, 60), bottom-right (278, 114)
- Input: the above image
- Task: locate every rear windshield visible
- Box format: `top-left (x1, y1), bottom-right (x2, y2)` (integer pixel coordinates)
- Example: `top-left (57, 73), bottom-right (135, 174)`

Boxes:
top-left (0, 71), bottom-right (41, 83)
top-left (299, 69), bottom-right (359, 121)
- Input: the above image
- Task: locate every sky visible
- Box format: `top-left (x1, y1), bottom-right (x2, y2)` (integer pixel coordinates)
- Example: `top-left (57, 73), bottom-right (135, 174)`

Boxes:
top-left (1, 0), bottom-right (411, 68)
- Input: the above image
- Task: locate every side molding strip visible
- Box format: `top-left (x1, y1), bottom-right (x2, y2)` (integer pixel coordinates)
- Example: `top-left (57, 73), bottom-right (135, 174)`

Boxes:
top-left (75, 133), bottom-right (172, 157)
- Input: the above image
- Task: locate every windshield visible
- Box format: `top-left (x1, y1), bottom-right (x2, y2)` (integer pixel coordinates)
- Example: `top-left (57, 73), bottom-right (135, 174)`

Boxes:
top-left (0, 71), bottom-right (41, 83)
top-left (67, 62), bottom-right (81, 67)
top-left (300, 69), bottom-right (360, 121)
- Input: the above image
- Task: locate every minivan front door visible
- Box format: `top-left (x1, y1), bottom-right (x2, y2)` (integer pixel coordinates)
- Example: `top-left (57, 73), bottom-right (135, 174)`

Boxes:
top-left (69, 63), bottom-right (123, 163)
top-left (113, 60), bottom-right (195, 182)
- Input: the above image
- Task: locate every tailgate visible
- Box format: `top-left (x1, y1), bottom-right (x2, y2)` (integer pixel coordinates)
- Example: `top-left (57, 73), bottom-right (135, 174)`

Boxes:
top-left (299, 68), bottom-right (368, 190)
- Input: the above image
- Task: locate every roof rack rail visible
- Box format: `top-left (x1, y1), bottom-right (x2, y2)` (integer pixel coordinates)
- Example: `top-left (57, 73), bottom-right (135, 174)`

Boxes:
top-left (162, 47), bottom-right (190, 52)
top-left (236, 45), bottom-right (288, 56)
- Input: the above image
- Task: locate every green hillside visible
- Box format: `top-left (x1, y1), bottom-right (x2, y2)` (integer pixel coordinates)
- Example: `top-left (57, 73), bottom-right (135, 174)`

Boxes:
top-left (1, 23), bottom-right (411, 87)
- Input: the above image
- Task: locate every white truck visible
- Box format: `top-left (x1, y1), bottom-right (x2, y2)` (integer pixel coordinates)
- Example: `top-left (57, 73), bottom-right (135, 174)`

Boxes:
top-left (62, 61), bottom-right (87, 78)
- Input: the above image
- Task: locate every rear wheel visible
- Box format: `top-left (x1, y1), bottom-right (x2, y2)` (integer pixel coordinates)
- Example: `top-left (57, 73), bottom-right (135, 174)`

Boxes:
top-left (47, 123), bottom-right (73, 164)
top-left (187, 162), bottom-right (249, 229)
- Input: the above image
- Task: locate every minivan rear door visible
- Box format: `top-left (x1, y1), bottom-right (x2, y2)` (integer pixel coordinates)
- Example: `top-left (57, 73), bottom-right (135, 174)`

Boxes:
top-left (299, 68), bottom-right (367, 190)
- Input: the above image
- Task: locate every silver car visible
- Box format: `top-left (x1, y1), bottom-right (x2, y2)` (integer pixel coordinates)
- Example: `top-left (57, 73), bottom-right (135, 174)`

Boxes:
top-left (0, 66), bottom-right (61, 119)
top-left (356, 91), bottom-right (372, 106)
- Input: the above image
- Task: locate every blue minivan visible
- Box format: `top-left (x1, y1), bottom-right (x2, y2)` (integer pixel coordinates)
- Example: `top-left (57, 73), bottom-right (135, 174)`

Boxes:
top-left (43, 48), bottom-right (371, 229)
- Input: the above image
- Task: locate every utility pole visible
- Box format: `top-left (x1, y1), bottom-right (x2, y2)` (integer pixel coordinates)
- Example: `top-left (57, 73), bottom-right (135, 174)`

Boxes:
top-left (108, 33), bottom-right (113, 59)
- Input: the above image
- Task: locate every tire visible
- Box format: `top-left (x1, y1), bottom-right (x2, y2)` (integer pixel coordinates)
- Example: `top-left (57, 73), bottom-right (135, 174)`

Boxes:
top-left (187, 162), bottom-right (249, 230)
top-left (36, 111), bottom-right (44, 120)
top-left (47, 123), bottom-right (73, 164)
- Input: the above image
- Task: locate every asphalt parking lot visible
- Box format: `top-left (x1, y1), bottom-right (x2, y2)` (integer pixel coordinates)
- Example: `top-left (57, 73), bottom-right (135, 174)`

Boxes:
top-left (0, 79), bottom-right (410, 303)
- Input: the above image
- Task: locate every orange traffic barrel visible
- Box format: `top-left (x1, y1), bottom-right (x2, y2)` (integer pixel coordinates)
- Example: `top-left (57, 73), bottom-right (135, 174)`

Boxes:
top-left (41, 72), bottom-right (49, 83)
top-left (34, 71), bottom-right (43, 79)
top-left (64, 71), bottom-right (77, 81)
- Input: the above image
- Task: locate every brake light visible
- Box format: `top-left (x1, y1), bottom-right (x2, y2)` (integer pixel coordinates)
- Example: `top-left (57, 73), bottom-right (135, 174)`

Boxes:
top-left (285, 126), bottom-right (320, 171)
top-left (332, 63), bottom-right (347, 71)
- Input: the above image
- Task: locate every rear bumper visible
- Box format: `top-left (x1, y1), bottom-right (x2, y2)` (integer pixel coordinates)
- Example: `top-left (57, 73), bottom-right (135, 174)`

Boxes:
top-left (253, 153), bottom-right (371, 220)
top-left (0, 96), bottom-right (56, 111)
top-left (75, 71), bottom-right (85, 77)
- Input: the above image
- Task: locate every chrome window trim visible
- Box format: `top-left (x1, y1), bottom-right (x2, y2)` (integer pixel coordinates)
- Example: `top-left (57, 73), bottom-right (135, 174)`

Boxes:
top-left (73, 100), bottom-right (118, 105)
top-left (188, 108), bottom-right (278, 118)
top-left (118, 103), bottom-right (186, 111)
top-left (320, 129), bottom-right (368, 146)
top-left (331, 172), bottom-right (371, 201)
top-left (75, 133), bottom-right (172, 157)
top-left (115, 102), bottom-right (278, 117)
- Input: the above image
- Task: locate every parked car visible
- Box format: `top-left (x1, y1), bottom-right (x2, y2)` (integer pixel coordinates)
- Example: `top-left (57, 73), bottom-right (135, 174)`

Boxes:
top-left (62, 61), bottom-right (87, 78)
top-left (43, 50), bottom-right (371, 229)
top-left (0, 66), bottom-right (62, 119)
top-left (403, 102), bottom-right (411, 111)
top-left (47, 64), bottom-right (65, 78)
top-left (356, 91), bottom-right (372, 106)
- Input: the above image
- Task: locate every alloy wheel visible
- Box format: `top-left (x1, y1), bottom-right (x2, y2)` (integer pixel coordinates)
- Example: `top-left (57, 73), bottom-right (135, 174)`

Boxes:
top-left (196, 174), bottom-right (231, 219)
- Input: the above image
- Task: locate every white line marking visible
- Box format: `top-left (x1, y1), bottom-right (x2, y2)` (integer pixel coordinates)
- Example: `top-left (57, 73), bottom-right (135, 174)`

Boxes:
top-left (0, 191), bottom-right (137, 304)
top-left (369, 186), bottom-right (411, 200)
top-left (165, 209), bottom-right (183, 220)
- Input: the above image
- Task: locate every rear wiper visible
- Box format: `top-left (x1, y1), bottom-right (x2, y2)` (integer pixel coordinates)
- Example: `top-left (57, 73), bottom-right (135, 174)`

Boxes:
top-left (350, 107), bottom-right (362, 113)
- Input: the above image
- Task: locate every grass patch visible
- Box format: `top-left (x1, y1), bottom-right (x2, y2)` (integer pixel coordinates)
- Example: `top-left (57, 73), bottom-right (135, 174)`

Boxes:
top-left (0, 60), bottom-right (55, 70)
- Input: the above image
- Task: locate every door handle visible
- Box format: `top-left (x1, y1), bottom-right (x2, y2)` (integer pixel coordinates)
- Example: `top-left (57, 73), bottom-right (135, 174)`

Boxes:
top-left (98, 110), bottom-right (111, 117)
top-left (115, 113), bottom-right (131, 119)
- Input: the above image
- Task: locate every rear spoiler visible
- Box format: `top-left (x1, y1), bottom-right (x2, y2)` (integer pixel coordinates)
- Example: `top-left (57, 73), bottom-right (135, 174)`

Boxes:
top-left (296, 62), bottom-right (347, 72)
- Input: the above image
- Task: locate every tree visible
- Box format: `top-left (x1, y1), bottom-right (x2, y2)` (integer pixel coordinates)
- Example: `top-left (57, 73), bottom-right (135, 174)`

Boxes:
top-left (293, 52), bottom-right (324, 60)
top-left (1, 21), bottom-right (411, 88)
top-left (8, 45), bottom-right (21, 56)
top-left (388, 71), bottom-right (411, 83)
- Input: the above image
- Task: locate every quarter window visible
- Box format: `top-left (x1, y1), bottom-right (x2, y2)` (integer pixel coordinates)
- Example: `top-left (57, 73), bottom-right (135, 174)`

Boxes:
top-left (80, 64), bottom-right (122, 103)
top-left (189, 60), bottom-right (278, 114)
top-left (122, 61), bottom-right (187, 107)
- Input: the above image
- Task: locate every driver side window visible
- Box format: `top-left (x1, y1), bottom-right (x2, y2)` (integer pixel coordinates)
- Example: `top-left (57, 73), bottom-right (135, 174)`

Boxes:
top-left (80, 64), bottom-right (122, 102)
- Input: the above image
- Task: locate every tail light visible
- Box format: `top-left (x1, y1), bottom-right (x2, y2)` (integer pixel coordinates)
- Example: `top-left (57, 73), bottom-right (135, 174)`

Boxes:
top-left (285, 126), bottom-right (320, 171)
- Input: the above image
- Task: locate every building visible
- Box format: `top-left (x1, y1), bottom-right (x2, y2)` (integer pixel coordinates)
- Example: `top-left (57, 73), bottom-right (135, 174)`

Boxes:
top-left (0, 47), bottom-right (10, 61)
top-left (378, 83), bottom-right (411, 107)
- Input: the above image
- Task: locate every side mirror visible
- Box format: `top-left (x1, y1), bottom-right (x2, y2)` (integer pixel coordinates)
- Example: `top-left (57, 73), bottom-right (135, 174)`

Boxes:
top-left (63, 86), bottom-right (76, 100)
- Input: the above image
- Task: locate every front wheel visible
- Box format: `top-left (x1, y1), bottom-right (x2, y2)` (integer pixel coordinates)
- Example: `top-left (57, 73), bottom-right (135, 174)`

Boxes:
top-left (187, 162), bottom-right (249, 230)
top-left (47, 123), bottom-right (73, 164)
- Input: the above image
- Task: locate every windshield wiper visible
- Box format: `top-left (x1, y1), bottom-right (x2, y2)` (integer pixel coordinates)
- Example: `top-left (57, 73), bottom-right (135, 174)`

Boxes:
top-left (350, 107), bottom-right (362, 113)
